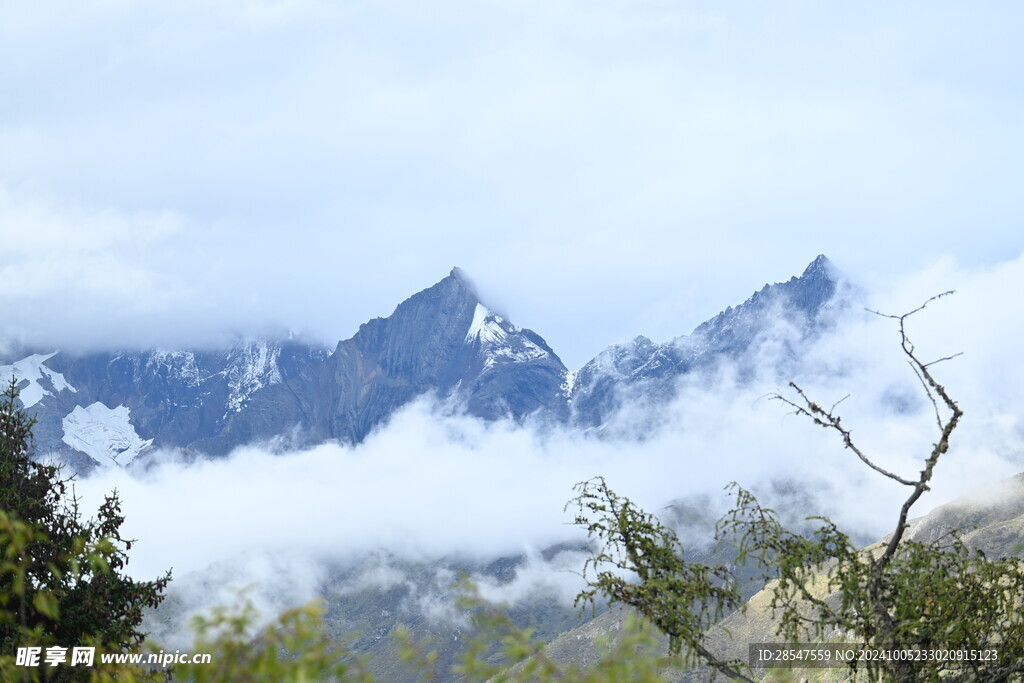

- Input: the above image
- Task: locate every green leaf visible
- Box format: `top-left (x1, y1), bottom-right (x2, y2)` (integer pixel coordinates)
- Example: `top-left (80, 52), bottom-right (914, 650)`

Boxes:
top-left (33, 590), bottom-right (59, 619)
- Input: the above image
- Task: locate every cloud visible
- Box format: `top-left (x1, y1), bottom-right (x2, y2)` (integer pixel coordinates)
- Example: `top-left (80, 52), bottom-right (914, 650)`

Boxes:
top-left (472, 548), bottom-right (593, 609)
top-left (143, 551), bottom-right (328, 648)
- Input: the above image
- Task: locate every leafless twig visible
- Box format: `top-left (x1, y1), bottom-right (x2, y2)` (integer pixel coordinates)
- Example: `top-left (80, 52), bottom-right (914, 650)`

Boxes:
top-left (773, 384), bottom-right (916, 487)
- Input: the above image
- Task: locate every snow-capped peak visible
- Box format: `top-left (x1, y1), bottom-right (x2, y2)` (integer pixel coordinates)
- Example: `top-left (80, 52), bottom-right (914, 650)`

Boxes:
top-left (464, 303), bottom-right (549, 369)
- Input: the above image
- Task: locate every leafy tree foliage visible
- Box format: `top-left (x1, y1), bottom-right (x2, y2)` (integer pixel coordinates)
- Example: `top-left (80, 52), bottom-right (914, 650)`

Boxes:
top-left (569, 476), bottom-right (751, 680)
top-left (570, 295), bottom-right (1024, 682)
top-left (0, 377), bottom-right (170, 680)
top-left (171, 597), bottom-right (373, 683)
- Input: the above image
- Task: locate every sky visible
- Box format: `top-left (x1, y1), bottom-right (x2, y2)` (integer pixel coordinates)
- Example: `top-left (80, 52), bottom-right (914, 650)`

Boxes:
top-left (1, 1), bottom-right (1023, 369)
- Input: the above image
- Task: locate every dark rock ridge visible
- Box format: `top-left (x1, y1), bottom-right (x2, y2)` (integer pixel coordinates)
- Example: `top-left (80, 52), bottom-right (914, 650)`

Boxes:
top-left (2, 257), bottom-right (844, 471)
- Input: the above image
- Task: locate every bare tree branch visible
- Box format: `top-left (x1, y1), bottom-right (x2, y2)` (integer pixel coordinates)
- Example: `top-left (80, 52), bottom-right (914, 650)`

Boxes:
top-left (906, 359), bottom-right (943, 431)
top-left (865, 290), bottom-right (957, 322)
top-left (772, 384), bottom-right (917, 487)
top-left (873, 294), bottom-right (963, 569)
top-left (922, 351), bottom-right (963, 368)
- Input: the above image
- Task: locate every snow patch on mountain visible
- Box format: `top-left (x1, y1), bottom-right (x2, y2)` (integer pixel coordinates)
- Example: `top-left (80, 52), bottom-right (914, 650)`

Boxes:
top-left (62, 402), bottom-right (153, 467)
top-left (465, 304), bottom-right (507, 344)
top-left (561, 370), bottom-right (576, 398)
top-left (225, 340), bottom-right (282, 414)
top-left (147, 350), bottom-right (202, 386)
top-left (586, 337), bottom-right (657, 380)
top-left (485, 339), bottom-right (547, 367)
top-left (465, 304), bottom-right (549, 369)
top-left (0, 352), bottom-right (77, 408)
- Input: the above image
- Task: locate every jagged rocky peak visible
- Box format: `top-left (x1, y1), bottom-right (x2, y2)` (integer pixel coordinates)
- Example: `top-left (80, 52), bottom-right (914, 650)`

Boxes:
top-left (777, 253), bottom-right (840, 316)
top-left (692, 254), bottom-right (841, 341)
top-left (347, 277), bottom-right (462, 375)
top-left (299, 266), bottom-right (570, 439)
top-left (367, 266), bottom-right (559, 364)
top-left (440, 265), bottom-right (481, 303)
top-left (448, 265), bottom-right (473, 286)
top-left (802, 253), bottom-right (836, 279)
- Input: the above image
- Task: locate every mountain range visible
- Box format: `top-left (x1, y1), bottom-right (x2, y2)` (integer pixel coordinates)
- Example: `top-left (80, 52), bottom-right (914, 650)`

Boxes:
top-left (1, 255), bottom-right (847, 472)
